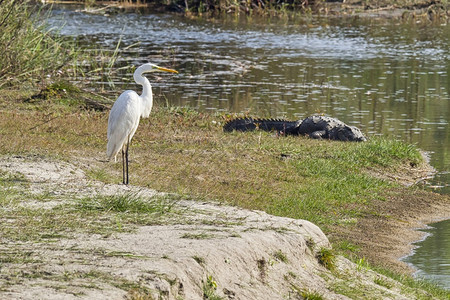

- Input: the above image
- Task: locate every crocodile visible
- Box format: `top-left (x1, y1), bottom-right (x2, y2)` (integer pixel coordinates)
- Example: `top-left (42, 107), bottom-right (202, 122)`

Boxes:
top-left (223, 115), bottom-right (367, 142)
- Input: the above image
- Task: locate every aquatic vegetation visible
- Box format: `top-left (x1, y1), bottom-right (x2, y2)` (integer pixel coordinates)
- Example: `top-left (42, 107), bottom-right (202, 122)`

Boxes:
top-left (156, 0), bottom-right (321, 14)
top-left (0, 1), bottom-right (134, 91)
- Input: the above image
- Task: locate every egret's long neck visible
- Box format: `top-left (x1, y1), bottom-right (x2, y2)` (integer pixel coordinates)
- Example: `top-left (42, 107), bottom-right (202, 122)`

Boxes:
top-left (134, 72), bottom-right (153, 118)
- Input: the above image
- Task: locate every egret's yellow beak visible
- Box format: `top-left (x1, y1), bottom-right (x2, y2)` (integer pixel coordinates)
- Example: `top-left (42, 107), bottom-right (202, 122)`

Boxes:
top-left (156, 66), bottom-right (178, 74)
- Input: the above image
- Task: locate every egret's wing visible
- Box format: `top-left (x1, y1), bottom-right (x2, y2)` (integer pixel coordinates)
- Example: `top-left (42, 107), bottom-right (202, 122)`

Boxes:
top-left (106, 91), bottom-right (141, 160)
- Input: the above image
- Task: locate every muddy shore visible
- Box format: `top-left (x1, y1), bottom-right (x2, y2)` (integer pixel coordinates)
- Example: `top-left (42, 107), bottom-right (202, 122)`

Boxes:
top-left (332, 188), bottom-right (450, 273)
top-left (322, 0), bottom-right (449, 19)
top-left (62, 0), bottom-right (449, 20)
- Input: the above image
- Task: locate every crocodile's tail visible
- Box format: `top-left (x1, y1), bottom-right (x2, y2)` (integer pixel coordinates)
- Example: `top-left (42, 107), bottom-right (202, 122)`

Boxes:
top-left (223, 118), bottom-right (297, 134)
top-left (223, 118), bottom-right (256, 132)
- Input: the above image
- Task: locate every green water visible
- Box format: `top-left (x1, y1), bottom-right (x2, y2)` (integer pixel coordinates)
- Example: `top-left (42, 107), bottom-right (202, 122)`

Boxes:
top-left (48, 5), bottom-right (449, 288)
top-left (403, 220), bottom-right (450, 289)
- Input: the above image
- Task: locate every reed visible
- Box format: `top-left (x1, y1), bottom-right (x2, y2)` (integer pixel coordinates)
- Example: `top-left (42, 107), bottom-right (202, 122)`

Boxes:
top-left (0, 1), bottom-right (134, 90)
top-left (146, 0), bottom-right (322, 14)
top-left (0, 0), bottom-right (79, 88)
top-left (218, 0), bottom-right (321, 14)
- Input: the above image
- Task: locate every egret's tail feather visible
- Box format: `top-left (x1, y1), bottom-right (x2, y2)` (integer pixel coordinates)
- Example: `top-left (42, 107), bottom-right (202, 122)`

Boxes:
top-left (106, 141), bottom-right (120, 162)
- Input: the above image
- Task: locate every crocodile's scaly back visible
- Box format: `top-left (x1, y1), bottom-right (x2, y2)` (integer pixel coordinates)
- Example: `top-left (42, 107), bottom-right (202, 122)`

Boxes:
top-left (223, 118), bottom-right (297, 134)
top-left (296, 115), bottom-right (367, 141)
top-left (223, 115), bottom-right (367, 142)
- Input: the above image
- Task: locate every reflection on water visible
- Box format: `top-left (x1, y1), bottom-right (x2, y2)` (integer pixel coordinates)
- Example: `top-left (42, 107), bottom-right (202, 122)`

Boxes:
top-left (47, 5), bottom-right (449, 287)
top-left (403, 220), bottom-right (450, 289)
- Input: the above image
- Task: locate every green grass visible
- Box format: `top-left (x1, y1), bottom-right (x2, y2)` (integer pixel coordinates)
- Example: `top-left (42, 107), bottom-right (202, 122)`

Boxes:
top-left (272, 249), bottom-right (289, 263)
top-left (0, 170), bottom-right (29, 187)
top-left (299, 290), bottom-right (324, 300)
top-left (374, 276), bottom-right (394, 289)
top-left (316, 247), bottom-right (336, 271)
top-left (72, 193), bottom-right (180, 228)
top-left (349, 138), bottom-right (423, 168)
top-left (372, 266), bottom-right (450, 300)
top-left (0, 176), bottom-right (180, 241)
top-left (289, 283), bottom-right (324, 300)
top-left (193, 255), bottom-right (206, 265)
top-left (330, 280), bottom-right (385, 300)
top-left (1, 268), bottom-right (155, 298)
top-left (86, 167), bottom-right (114, 183)
top-left (203, 275), bottom-right (223, 300)
top-left (181, 232), bottom-right (216, 240)
top-left (333, 240), bottom-right (360, 256)
top-left (76, 193), bottom-right (173, 214)
top-left (326, 256), bottom-right (450, 300)
top-left (0, 204), bottom-right (102, 241)
top-left (355, 257), bottom-right (370, 271)
top-left (0, 1), bottom-right (78, 88)
top-left (0, 250), bottom-right (41, 265)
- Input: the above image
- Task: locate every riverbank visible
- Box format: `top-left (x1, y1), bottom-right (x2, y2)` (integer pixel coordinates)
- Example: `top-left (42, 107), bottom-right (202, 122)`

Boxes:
top-left (322, 0), bottom-right (449, 19)
top-left (0, 155), bottom-right (447, 299)
top-left (0, 87), bottom-right (449, 298)
top-left (59, 0), bottom-right (449, 19)
top-left (332, 185), bottom-right (450, 274)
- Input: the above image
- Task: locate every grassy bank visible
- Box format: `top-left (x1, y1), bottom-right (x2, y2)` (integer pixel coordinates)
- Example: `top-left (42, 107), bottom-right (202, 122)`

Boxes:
top-left (1, 155), bottom-right (447, 299)
top-left (0, 87), bottom-right (449, 298)
top-left (0, 88), bottom-right (423, 229)
top-left (77, 0), bottom-right (449, 18)
top-left (0, 87), bottom-right (442, 229)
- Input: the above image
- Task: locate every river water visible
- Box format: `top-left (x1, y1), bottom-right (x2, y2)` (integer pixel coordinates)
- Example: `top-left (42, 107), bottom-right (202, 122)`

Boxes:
top-left (47, 5), bottom-right (449, 288)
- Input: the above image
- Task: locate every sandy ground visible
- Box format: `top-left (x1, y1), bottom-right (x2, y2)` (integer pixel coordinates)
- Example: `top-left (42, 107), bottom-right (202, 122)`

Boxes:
top-left (0, 155), bottom-right (448, 299)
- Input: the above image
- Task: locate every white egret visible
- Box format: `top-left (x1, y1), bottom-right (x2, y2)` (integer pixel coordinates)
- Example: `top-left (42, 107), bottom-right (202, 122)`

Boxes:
top-left (107, 63), bottom-right (178, 185)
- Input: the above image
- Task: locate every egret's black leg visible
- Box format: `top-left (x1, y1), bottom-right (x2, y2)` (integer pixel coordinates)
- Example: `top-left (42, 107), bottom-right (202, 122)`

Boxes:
top-left (125, 142), bottom-right (129, 185)
top-left (122, 148), bottom-right (126, 185)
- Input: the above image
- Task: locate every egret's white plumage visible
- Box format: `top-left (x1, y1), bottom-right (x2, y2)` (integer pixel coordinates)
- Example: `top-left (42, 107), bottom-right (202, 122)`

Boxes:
top-left (107, 63), bottom-right (178, 184)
